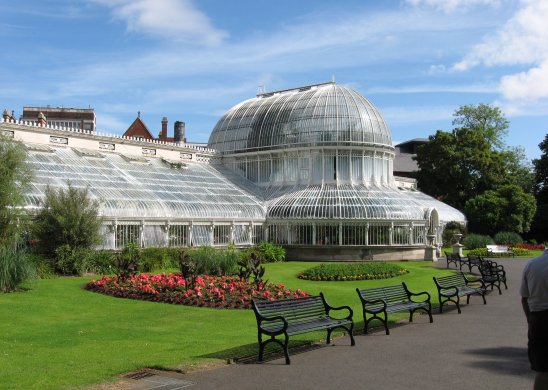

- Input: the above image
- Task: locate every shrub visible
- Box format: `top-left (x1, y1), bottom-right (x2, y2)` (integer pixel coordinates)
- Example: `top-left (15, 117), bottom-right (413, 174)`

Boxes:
top-left (140, 247), bottom-right (180, 272)
top-left (86, 250), bottom-right (116, 275)
top-left (114, 242), bottom-right (141, 279)
top-left (257, 241), bottom-right (286, 263)
top-left (509, 247), bottom-right (530, 257)
top-left (54, 245), bottom-right (94, 276)
top-left (493, 231), bottom-right (523, 246)
top-left (463, 233), bottom-right (493, 250)
top-left (298, 262), bottom-right (409, 281)
top-left (33, 182), bottom-right (101, 256)
top-left (0, 245), bottom-right (37, 292)
top-left (185, 245), bottom-right (239, 276)
top-left (467, 248), bottom-right (488, 257)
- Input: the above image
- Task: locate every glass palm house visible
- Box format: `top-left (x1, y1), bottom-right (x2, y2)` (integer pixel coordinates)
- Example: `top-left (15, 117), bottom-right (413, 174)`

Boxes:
top-left (3, 81), bottom-right (465, 260)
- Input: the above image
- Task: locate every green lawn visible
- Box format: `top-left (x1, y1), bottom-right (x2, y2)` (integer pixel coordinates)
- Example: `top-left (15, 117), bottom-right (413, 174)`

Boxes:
top-left (0, 261), bottom-right (469, 389)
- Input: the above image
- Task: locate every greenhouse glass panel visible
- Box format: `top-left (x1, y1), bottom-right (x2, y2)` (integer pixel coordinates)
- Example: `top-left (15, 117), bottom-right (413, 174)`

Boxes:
top-left (392, 225), bottom-right (410, 246)
top-left (192, 225), bottom-right (211, 246)
top-left (169, 225), bottom-right (188, 247)
top-left (143, 225), bottom-right (166, 247)
top-left (368, 225), bottom-right (390, 246)
top-left (214, 225), bottom-right (231, 246)
top-left (116, 224), bottom-right (141, 249)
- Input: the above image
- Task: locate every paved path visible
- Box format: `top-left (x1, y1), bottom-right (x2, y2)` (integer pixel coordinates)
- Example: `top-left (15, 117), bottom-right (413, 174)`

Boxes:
top-left (126, 257), bottom-right (534, 390)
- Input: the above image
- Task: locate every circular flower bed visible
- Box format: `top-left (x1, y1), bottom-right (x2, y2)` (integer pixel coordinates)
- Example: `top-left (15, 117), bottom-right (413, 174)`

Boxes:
top-left (85, 273), bottom-right (308, 309)
top-left (298, 262), bottom-right (409, 281)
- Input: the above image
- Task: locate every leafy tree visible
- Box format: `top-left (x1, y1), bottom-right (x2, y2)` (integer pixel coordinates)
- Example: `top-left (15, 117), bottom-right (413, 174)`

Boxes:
top-left (464, 184), bottom-right (536, 235)
top-left (0, 135), bottom-right (31, 245)
top-left (415, 128), bottom-right (504, 210)
top-left (416, 104), bottom-right (534, 214)
top-left (531, 134), bottom-right (548, 240)
top-left (33, 182), bottom-right (102, 256)
top-left (452, 103), bottom-right (509, 149)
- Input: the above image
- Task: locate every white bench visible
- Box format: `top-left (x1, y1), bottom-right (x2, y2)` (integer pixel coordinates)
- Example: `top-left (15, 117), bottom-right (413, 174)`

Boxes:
top-left (486, 245), bottom-right (515, 257)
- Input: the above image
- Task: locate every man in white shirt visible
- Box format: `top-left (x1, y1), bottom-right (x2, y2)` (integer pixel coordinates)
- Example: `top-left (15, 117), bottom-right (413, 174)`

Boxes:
top-left (521, 249), bottom-right (548, 390)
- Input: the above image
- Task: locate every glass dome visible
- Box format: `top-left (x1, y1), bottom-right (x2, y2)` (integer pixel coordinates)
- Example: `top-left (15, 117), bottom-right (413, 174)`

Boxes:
top-left (208, 82), bottom-right (392, 154)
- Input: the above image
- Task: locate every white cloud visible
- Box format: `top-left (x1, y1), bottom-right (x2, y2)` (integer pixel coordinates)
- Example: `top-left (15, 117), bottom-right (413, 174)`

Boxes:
top-left (405, 0), bottom-right (501, 13)
top-left (450, 0), bottom-right (548, 112)
top-left (499, 60), bottom-right (548, 101)
top-left (91, 0), bottom-right (227, 46)
top-left (453, 0), bottom-right (548, 71)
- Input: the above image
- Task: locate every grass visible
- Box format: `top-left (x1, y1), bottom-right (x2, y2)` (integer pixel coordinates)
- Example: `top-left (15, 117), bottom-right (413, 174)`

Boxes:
top-left (0, 261), bottom-right (474, 389)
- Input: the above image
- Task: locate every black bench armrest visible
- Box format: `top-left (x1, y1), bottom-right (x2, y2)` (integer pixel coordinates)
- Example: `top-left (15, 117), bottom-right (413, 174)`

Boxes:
top-left (321, 292), bottom-right (353, 319)
top-left (326, 304), bottom-right (354, 320)
top-left (359, 298), bottom-right (388, 313)
top-left (407, 290), bottom-right (431, 302)
top-left (402, 282), bottom-right (431, 302)
top-left (463, 275), bottom-right (486, 289)
top-left (256, 314), bottom-right (289, 333)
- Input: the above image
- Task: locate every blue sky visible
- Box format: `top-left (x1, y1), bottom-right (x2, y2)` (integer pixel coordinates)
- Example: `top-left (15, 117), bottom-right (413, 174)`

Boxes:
top-left (1, 0), bottom-right (547, 161)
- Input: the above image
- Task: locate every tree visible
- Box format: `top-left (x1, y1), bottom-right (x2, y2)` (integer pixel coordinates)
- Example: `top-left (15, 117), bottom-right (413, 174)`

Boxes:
top-left (416, 104), bottom-right (534, 214)
top-left (33, 182), bottom-right (102, 256)
top-left (415, 128), bottom-right (504, 210)
top-left (452, 103), bottom-right (509, 149)
top-left (531, 134), bottom-right (548, 240)
top-left (0, 135), bottom-right (31, 245)
top-left (464, 184), bottom-right (536, 235)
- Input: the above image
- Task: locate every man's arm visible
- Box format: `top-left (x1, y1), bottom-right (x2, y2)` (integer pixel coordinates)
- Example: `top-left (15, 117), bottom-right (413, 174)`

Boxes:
top-left (522, 296), bottom-right (531, 323)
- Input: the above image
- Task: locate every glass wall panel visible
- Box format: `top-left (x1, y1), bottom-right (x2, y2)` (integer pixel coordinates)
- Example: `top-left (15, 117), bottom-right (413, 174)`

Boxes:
top-left (233, 225), bottom-right (249, 245)
top-left (412, 225), bottom-right (426, 245)
top-left (214, 225), bottom-right (231, 245)
top-left (116, 224), bottom-right (141, 249)
top-left (316, 224), bottom-right (339, 245)
top-left (192, 225), bottom-right (210, 246)
top-left (368, 225), bottom-right (390, 246)
top-left (338, 152), bottom-right (350, 181)
top-left (169, 224), bottom-right (188, 247)
top-left (342, 225), bottom-right (368, 246)
top-left (290, 225), bottom-right (313, 245)
top-left (392, 225), bottom-right (410, 245)
top-left (143, 225), bottom-right (165, 247)
top-left (253, 225), bottom-right (264, 244)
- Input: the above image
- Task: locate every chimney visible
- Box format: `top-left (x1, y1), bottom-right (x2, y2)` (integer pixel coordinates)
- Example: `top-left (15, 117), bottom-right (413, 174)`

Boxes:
top-left (161, 116), bottom-right (168, 140)
top-left (174, 121), bottom-right (185, 144)
top-left (38, 112), bottom-right (47, 127)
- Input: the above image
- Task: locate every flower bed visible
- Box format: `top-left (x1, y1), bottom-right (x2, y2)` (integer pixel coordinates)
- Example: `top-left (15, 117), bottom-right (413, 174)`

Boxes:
top-left (298, 262), bottom-right (409, 281)
top-left (85, 273), bottom-right (308, 309)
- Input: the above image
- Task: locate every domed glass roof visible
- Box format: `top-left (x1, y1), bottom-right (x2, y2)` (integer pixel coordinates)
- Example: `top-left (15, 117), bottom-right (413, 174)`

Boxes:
top-left (208, 82), bottom-right (393, 154)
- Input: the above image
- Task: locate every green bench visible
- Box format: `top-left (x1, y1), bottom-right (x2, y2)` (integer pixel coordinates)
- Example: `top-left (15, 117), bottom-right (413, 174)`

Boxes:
top-left (251, 293), bottom-right (355, 364)
top-left (356, 282), bottom-right (433, 335)
top-left (433, 272), bottom-right (486, 313)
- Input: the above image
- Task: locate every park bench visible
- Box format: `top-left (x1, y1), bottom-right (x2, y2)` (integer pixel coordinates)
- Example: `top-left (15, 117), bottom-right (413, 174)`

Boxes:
top-left (478, 258), bottom-right (507, 294)
top-left (251, 293), bottom-right (355, 364)
top-left (466, 254), bottom-right (483, 273)
top-left (486, 245), bottom-right (515, 258)
top-left (356, 282), bottom-right (433, 335)
top-left (445, 251), bottom-right (468, 271)
top-left (433, 272), bottom-right (486, 314)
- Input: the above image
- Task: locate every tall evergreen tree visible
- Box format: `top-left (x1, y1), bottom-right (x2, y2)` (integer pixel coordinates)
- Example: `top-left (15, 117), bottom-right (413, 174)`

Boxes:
top-left (0, 135), bottom-right (31, 245)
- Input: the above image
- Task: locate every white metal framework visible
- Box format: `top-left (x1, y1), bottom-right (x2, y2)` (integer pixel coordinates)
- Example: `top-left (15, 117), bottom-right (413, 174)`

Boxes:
top-left (5, 81), bottom-right (465, 255)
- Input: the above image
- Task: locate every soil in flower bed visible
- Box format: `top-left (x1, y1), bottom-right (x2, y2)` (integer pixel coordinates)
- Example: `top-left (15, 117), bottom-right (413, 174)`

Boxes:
top-left (84, 273), bottom-right (308, 309)
top-left (298, 262), bottom-right (409, 281)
